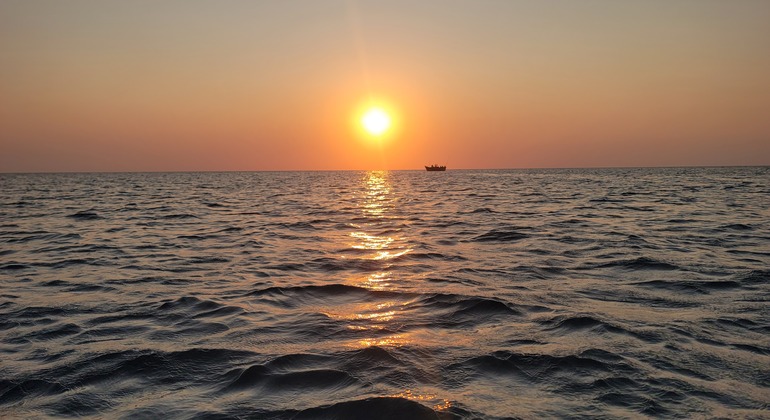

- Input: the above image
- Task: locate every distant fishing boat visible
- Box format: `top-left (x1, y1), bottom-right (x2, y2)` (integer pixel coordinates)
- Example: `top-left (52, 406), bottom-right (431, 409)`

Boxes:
top-left (425, 165), bottom-right (446, 171)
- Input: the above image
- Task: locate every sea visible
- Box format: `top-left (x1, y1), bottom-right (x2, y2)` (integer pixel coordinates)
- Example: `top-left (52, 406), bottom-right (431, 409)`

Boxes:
top-left (1, 167), bottom-right (768, 419)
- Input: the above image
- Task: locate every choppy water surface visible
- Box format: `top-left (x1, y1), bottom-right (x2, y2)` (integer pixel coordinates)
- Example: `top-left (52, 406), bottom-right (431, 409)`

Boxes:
top-left (1, 168), bottom-right (769, 418)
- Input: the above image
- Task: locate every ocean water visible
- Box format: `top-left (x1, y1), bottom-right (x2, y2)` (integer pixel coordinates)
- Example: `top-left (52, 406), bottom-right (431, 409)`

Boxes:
top-left (1, 168), bottom-right (769, 419)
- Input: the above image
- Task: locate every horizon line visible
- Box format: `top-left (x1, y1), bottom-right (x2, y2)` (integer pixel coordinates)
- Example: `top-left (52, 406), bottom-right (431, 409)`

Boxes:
top-left (2, 164), bottom-right (768, 175)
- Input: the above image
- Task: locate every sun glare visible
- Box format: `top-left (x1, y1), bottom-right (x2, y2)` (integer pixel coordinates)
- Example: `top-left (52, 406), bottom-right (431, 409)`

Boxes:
top-left (362, 108), bottom-right (391, 136)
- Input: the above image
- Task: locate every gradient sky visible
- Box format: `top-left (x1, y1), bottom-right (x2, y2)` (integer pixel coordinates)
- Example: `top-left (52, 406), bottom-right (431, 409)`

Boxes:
top-left (1, 0), bottom-right (769, 172)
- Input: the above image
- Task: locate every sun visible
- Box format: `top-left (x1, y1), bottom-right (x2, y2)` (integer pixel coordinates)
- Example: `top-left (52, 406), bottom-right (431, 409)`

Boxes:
top-left (361, 108), bottom-right (391, 136)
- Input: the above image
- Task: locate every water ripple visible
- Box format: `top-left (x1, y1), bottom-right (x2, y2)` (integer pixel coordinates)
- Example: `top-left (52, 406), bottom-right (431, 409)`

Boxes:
top-left (1, 168), bottom-right (768, 418)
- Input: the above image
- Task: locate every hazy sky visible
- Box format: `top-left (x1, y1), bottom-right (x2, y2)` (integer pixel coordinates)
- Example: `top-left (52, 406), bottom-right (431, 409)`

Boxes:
top-left (1, 0), bottom-right (769, 171)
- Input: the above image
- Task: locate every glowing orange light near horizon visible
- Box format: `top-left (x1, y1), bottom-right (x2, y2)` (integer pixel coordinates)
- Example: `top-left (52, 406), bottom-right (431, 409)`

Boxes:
top-left (361, 108), bottom-right (391, 136)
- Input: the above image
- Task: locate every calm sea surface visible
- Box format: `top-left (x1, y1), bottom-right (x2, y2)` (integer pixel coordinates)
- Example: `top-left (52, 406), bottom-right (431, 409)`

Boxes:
top-left (1, 168), bottom-right (769, 419)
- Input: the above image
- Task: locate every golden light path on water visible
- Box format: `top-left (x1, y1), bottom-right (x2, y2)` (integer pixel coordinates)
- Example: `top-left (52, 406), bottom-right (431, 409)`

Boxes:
top-left (351, 171), bottom-right (410, 349)
top-left (322, 171), bottom-right (452, 411)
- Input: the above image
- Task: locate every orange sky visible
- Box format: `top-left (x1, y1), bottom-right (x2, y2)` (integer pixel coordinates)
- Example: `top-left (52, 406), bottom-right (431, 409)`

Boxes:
top-left (1, 1), bottom-right (769, 172)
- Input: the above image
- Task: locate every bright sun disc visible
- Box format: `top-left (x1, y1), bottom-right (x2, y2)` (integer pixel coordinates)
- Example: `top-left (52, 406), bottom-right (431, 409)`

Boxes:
top-left (362, 108), bottom-right (391, 136)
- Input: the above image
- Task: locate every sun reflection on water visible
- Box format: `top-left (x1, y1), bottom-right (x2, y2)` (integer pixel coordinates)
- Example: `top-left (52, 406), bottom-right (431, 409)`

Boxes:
top-left (322, 301), bottom-right (398, 324)
top-left (358, 271), bottom-right (392, 290)
top-left (335, 171), bottom-right (417, 350)
top-left (357, 335), bottom-right (409, 348)
top-left (346, 172), bottom-right (454, 411)
top-left (390, 390), bottom-right (453, 411)
top-left (349, 171), bottom-right (412, 262)
top-left (350, 231), bottom-right (393, 250)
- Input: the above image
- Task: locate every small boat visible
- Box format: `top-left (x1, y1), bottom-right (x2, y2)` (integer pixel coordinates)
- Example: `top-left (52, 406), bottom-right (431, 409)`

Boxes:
top-left (425, 165), bottom-right (446, 171)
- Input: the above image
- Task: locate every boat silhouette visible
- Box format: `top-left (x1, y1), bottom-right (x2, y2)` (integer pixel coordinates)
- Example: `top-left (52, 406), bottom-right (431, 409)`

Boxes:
top-left (425, 165), bottom-right (446, 171)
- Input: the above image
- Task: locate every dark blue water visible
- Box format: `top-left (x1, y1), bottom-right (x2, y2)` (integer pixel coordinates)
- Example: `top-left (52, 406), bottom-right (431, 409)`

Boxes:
top-left (1, 168), bottom-right (769, 418)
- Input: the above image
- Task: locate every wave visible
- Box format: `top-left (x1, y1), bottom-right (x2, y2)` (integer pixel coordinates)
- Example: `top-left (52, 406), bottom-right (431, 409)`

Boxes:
top-left (67, 210), bottom-right (101, 220)
top-left (461, 207), bottom-right (496, 214)
top-left (289, 397), bottom-right (451, 420)
top-left (539, 314), bottom-right (664, 343)
top-left (23, 323), bottom-right (83, 341)
top-left (8, 306), bottom-right (67, 319)
top-left (720, 223), bottom-right (754, 231)
top-left (156, 296), bottom-right (244, 319)
top-left (188, 256), bottom-right (230, 264)
top-left (0, 263), bottom-right (29, 270)
top-left (705, 317), bottom-right (768, 334)
top-left (590, 256), bottom-right (681, 271)
top-left (160, 213), bottom-right (199, 219)
top-left (633, 279), bottom-right (742, 293)
top-left (37, 258), bottom-right (104, 269)
top-left (736, 269), bottom-right (770, 285)
top-left (393, 252), bottom-right (467, 262)
top-left (224, 366), bottom-right (357, 392)
top-left (597, 392), bottom-right (668, 416)
top-left (0, 378), bottom-right (67, 405)
top-left (471, 227), bottom-right (529, 242)
top-left (5, 232), bottom-right (81, 244)
top-left (308, 257), bottom-right (389, 272)
top-left (731, 343), bottom-right (770, 356)
top-left (447, 348), bottom-right (636, 383)
top-left (277, 221), bottom-right (321, 231)
top-left (246, 283), bottom-right (408, 300)
top-left (417, 294), bottom-right (521, 320)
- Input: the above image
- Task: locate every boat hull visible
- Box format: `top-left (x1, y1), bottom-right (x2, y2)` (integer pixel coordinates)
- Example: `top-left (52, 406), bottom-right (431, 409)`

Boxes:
top-left (425, 166), bottom-right (446, 171)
